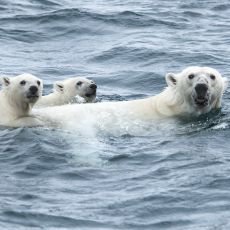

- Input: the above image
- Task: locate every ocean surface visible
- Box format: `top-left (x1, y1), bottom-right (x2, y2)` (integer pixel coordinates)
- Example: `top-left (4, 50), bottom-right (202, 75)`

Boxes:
top-left (1, 0), bottom-right (230, 229)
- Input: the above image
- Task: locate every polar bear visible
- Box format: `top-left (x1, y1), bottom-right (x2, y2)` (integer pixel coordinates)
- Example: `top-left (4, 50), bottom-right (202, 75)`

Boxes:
top-left (33, 66), bottom-right (228, 129)
top-left (36, 77), bottom-right (97, 107)
top-left (0, 73), bottom-right (43, 127)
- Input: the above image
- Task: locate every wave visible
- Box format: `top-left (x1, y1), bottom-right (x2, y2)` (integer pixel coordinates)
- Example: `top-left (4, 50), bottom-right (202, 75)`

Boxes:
top-left (0, 7), bottom-right (186, 29)
top-left (212, 4), bottom-right (230, 11)
top-left (89, 46), bottom-right (169, 63)
top-left (1, 210), bottom-right (109, 229)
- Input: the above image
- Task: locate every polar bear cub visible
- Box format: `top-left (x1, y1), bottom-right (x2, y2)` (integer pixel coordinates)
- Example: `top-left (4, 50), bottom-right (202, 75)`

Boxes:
top-left (0, 73), bottom-right (43, 127)
top-left (36, 77), bottom-right (97, 107)
top-left (34, 66), bottom-right (228, 129)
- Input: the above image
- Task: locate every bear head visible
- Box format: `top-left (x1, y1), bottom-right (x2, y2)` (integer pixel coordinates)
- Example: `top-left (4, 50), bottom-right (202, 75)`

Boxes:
top-left (2, 73), bottom-right (43, 108)
top-left (165, 66), bottom-right (228, 115)
top-left (54, 77), bottom-right (97, 103)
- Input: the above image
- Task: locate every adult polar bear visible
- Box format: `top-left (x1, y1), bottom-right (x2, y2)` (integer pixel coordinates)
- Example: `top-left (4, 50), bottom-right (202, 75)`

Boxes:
top-left (0, 73), bottom-right (43, 127)
top-left (34, 66), bottom-right (228, 128)
top-left (36, 77), bottom-right (97, 107)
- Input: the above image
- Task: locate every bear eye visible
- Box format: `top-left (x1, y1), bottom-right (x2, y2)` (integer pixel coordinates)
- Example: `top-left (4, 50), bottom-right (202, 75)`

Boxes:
top-left (188, 74), bottom-right (195, 80)
top-left (37, 80), bottom-right (41, 86)
top-left (20, 80), bottom-right (26, 86)
top-left (76, 81), bottom-right (82, 86)
top-left (210, 74), bottom-right (216, 80)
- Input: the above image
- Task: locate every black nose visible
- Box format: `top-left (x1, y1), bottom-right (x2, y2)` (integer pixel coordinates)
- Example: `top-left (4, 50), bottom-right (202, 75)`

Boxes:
top-left (29, 85), bottom-right (38, 94)
top-left (195, 83), bottom-right (208, 97)
top-left (90, 84), bottom-right (97, 90)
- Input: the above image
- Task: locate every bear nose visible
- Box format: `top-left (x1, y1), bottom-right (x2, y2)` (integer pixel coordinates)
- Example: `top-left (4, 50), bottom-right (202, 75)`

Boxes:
top-left (90, 84), bottom-right (97, 90)
top-left (195, 83), bottom-right (208, 98)
top-left (29, 85), bottom-right (38, 94)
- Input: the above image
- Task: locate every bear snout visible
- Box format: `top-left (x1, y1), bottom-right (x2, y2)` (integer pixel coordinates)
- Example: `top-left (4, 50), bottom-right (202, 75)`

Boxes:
top-left (26, 85), bottom-right (40, 102)
top-left (193, 83), bottom-right (210, 107)
top-left (195, 83), bottom-right (208, 98)
top-left (89, 84), bottom-right (97, 90)
top-left (27, 86), bottom-right (40, 99)
top-left (29, 85), bottom-right (38, 94)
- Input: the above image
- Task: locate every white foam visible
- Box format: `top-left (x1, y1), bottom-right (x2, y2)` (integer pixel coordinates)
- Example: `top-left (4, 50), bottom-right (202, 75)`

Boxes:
top-left (212, 122), bottom-right (229, 130)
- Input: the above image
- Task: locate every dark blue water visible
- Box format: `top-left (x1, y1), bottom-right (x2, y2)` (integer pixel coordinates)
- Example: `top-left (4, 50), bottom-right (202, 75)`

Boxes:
top-left (1, 0), bottom-right (230, 229)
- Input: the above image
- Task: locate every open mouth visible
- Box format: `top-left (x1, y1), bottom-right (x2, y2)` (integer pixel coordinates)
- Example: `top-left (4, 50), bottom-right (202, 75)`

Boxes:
top-left (194, 97), bottom-right (208, 107)
top-left (27, 95), bottom-right (39, 99)
top-left (85, 92), bottom-right (96, 98)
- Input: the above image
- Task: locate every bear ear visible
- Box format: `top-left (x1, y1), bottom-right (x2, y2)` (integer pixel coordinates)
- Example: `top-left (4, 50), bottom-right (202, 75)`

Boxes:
top-left (165, 73), bottom-right (177, 87)
top-left (223, 77), bottom-right (228, 91)
top-left (2, 77), bottom-right (10, 87)
top-left (54, 82), bottom-right (64, 93)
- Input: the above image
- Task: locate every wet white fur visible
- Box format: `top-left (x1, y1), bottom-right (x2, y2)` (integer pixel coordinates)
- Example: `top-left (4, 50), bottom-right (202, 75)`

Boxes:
top-left (33, 67), bottom-right (228, 129)
top-left (0, 73), bottom-right (43, 127)
top-left (36, 77), bottom-right (96, 107)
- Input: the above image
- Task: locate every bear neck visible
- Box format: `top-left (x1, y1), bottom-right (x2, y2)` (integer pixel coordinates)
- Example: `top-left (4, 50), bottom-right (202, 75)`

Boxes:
top-left (62, 90), bottom-right (75, 104)
top-left (53, 91), bottom-right (71, 105)
top-left (153, 87), bottom-right (188, 117)
top-left (38, 92), bottom-right (64, 106)
top-left (3, 91), bottom-right (32, 119)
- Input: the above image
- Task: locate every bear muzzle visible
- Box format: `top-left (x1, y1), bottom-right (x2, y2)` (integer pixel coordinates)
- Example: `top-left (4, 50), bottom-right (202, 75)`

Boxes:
top-left (26, 85), bottom-right (40, 100)
top-left (193, 83), bottom-right (210, 107)
top-left (85, 84), bottom-right (97, 98)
